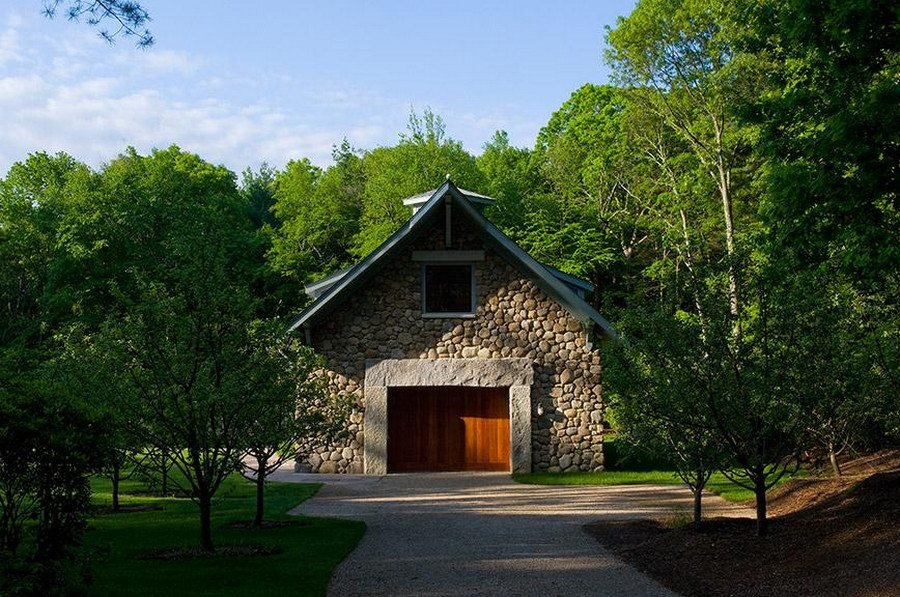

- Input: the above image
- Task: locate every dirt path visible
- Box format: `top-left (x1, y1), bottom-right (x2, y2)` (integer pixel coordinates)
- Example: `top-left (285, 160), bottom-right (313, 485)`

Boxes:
top-left (274, 471), bottom-right (751, 596)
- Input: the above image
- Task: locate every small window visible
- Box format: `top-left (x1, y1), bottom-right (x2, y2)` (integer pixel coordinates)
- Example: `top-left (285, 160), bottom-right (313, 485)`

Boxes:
top-left (423, 264), bottom-right (474, 315)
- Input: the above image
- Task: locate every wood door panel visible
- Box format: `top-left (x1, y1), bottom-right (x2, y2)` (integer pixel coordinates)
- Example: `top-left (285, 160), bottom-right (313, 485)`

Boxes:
top-left (387, 386), bottom-right (510, 472)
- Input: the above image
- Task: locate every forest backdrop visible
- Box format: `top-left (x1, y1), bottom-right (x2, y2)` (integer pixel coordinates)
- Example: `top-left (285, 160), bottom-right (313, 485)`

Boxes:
top-left (1, 0), bottom-right (897, 589)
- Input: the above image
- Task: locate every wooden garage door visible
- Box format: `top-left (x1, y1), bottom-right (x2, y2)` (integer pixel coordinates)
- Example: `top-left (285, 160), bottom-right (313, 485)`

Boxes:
top-left (387, 386), bottom-right (510, 472)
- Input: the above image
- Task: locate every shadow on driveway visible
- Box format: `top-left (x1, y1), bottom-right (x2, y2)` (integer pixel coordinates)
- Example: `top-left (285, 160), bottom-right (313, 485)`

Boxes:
top-left (275, 471), bottom-right (751, 596)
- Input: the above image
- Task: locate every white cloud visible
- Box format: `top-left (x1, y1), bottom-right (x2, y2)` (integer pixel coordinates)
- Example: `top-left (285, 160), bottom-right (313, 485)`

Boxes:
top-left (0, 8), bottom-right (542, 178)
top-left (1, 71), bottom-right (372, 172)
top-left (0, 14), bottom-right (23, 65)
top-left (116, 49), bottom-right (202, 75)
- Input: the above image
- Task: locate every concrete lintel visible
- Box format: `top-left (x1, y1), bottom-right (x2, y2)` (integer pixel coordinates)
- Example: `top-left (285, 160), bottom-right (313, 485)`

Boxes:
top-left (365, 358), bottom-right (532, 388)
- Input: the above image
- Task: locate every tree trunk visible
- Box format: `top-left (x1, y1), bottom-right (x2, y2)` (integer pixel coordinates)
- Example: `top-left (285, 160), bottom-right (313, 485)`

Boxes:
top-left (111, 461), bottom-right (120, 512)
top-left (693, 486), bottom-right (703, 525)
top-left (199, 492), bottom-right (214, 551)
top-left (160, 451), bottom-right (169, 495)
top-left (692, 464), bottom-right (705, 526)
top-left (754, 474), bottom-right (768, 537)
top-left (828, 443), bottom-right (842, 477)
top-left (254, 466), bottom-right (266, 526)
top-left (717, 164), bottom-right (739, 319)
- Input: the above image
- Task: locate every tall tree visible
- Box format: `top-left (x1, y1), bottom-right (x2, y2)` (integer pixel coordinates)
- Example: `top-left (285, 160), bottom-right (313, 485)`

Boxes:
top-left (477, 130), bottom-right (538, 233)
top-left (744, 0), bottom-right (898, 285)
top-left (354, 110), bottom-right (485, 256)
top-left (241, 163), bottom-right (277, 229)
top-left (0, 153), bottom-right (109, 593)
top-left (606, 0), bottom-right (759, 319)
top-left (267, 142), bottom-right (365, 284)
top-left (78, 146), bottom-right (294, 551)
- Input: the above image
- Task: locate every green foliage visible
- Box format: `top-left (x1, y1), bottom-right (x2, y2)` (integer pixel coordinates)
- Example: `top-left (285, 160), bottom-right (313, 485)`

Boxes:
top-left (239, 325), bottom-right (349, 524)
top-left (72, 147), bottom-right (333, 550)
top-left (354, 110), bottom-right (486, 256)
top-left (523, 85), bottom-right (627, 279)
top-left (241, 163), bottom-right (277, 229)
top-left (0, 152), bottom-right (111, 594)
top-left (268, 142), bottom-right (364, 282)
top-left (605, 307), bottom-right (723, 517)
top-left (477, 131), bottom-right (538, 232)
top-left (0, 365), bottom-right (109, 595)
top-left (745, 0), bottom-right (899, 283)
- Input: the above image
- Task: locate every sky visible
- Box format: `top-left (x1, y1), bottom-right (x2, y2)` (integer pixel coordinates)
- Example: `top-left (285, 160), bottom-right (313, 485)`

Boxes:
top-left (0, 1), bottom-right (636, 176)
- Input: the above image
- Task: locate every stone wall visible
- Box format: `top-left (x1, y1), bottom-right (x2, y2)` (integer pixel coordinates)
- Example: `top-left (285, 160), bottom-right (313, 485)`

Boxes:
top-left (301, 215), bottom-right (604, 474)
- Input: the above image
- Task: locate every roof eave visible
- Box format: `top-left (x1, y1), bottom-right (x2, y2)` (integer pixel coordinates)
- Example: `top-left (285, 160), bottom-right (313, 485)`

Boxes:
top-left (446, 186), bottom-right (617, 339)
top-left (287, 181), bottom-right (453, 333)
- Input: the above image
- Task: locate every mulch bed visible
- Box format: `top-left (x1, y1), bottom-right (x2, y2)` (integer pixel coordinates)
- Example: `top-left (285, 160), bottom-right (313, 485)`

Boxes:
top-left (140, 544), bottom-right (283, 560)
top-left (224, 520), bottom-right (308, 530)
top-left (585, 462), bottom-right (900, 597)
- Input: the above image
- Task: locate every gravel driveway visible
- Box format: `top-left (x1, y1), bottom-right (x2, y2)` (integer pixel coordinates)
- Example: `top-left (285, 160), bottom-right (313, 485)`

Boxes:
top-left (276, 471), bottom-right (751, 596)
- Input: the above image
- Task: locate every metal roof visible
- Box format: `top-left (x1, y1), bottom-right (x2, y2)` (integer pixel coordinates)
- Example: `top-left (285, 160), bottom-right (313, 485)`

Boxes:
top-left (288, 181), bottom-right (616, 338)
top-left (402, 186), bottom-right (495, 212)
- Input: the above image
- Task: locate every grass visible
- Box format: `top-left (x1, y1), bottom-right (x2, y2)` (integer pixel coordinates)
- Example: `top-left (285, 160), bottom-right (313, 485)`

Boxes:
top-left (512, 437), bottom-right (797, 503)
top-left (85, 475), bottom-right (365, 597)
top-left (512, 470), bottom-right (762, 502)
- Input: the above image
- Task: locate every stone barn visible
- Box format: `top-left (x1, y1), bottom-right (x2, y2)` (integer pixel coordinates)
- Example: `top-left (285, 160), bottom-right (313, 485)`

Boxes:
top-left (289, 181), bottom-right (615, 474)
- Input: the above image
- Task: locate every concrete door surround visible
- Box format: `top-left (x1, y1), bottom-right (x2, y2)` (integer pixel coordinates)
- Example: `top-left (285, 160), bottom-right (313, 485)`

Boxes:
top-left (363, 358), bottom-right (534, 475)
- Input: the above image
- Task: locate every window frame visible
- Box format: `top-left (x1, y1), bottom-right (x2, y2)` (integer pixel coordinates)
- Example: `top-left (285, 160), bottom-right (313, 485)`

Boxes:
top-left (420, 262), bottom-right (476, 318)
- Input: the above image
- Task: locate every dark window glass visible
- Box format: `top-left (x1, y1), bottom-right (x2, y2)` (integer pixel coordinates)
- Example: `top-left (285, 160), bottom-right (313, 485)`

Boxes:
top-left (424, 264), bottom-right (473, 313)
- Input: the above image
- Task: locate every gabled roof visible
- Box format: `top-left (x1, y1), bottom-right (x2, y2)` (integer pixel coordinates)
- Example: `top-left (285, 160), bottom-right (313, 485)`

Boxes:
top-left (287, 181), bottom-right (616, 338)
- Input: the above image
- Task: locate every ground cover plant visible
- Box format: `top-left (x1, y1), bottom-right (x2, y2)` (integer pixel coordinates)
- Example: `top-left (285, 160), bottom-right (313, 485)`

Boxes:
top-left (85, 474), bottom-right (365, 597)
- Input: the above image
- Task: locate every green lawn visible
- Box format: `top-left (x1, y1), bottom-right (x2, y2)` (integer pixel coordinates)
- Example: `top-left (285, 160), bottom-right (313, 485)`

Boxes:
top-left (512, 470), bottom-right (759, 501)
top-left (85, 475), bottom-right (365, 597)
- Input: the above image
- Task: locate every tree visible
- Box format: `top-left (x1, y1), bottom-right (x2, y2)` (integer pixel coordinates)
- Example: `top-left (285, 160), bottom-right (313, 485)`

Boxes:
top-left (743, 0), bottom-right (898, 286)
top-left (42, 0), bottom-right (154, 46)
top-left (606, 0), bottom-right (760, 320)
top-left (605, 309), bottom-right (724, 524)
top-left (57, 324), bottom-right (144, 512)
top-left (477, 131), bottom-right (538, 233)
top-left (80, 146), bottom-right (283, 551)
top-left (523, 84), bottom-right (679, 297)
top-left (0, 374), bottom-right (108, 594)
top-left (241, 163), bottom-right (277, 229)
top-left (740, 0), bottom-right (899, 457)
top-left (267, 142), bottom-right (365, 283)
top-left (239, 328), bottom-right (346, 526)
top-left (354, 110), bottom-right (485, 256)
top-left (0, 152), bottom-right (109, 592)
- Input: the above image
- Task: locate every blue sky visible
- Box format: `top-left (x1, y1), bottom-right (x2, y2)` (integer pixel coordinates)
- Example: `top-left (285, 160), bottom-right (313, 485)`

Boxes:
top-left (0, 1), bottom-right (636, 175)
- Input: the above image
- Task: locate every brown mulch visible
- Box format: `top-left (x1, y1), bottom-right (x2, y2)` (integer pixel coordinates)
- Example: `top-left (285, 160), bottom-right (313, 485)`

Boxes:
top-left (224, 520), bottom-right (308, 530)
top-left (139, 544), bottom-right (282, 560)
top-left (585, 452), bottom-right (900, 597)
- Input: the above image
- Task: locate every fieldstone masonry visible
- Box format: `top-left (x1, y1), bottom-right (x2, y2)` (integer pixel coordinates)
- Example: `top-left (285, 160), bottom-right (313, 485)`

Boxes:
top-left (299, 218), bottom-right (605, 474)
